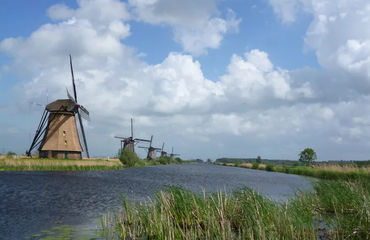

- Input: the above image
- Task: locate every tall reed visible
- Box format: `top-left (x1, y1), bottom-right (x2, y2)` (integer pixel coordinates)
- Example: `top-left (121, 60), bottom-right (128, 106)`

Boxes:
top-left (101, 179), bottom-right (369, 239)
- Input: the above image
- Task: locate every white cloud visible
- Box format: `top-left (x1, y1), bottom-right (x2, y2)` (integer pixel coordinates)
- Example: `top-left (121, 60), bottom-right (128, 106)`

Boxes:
top-left (269, 0), bottom-right (370, 87)
top-left (220, 49), bottom-right (313, 103)
top-left (2, 0), bottom-right (370, 160)
top-left (268, 0), bottom-right (301, 23)
top-left (129, 0), bottom-right (240, 55)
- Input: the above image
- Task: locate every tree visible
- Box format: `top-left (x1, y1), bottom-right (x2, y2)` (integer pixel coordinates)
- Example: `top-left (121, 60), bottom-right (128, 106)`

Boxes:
top-left (299, 148), bottom-right (317, 165)
top-left (256, 156), bottom-right (262, 163)
top-left (119, 148), bottom-right (140, 167)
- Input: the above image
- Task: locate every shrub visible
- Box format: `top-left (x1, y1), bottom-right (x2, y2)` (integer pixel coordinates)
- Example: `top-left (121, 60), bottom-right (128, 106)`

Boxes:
top-left (158, 156), bottom-right (172, 165)
top-left (119, 148), bottom-right (140, 167)
top-left (6, 151), bottom-right (16, 159)
top-left (252, 162), bottom-right (259, 169)
top-left (265, 164), bottom-right (274, 171)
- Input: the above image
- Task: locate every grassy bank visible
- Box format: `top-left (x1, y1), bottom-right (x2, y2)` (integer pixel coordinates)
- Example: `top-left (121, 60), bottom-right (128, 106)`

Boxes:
top-left (0, 158), bottom-right (123, 171)
top-left (101, 178), bottom-right (369, 239)
top-left (218, 162), bottom-right (370, 181)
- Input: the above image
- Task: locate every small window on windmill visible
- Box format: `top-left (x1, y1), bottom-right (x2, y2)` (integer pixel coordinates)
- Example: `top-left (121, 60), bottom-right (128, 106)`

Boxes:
top-left (64, 140), bottom-right (67, 145)
top-left (63, 130), bottom-right (66, 136)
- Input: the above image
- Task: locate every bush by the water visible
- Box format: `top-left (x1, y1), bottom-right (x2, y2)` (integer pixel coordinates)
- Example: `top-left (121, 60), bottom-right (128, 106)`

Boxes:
top-left (157, 156), bottom-right (183, 165)
top-left (265, 164), bottom-right (274, 171)
top-left (252, 162), bottom-right (259, 169)
top-left (119, 148), bottom-right (140, 167)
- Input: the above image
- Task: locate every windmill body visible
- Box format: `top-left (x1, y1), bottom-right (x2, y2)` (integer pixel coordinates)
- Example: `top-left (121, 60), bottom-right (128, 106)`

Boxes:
top-left (39, 99), bottom-right (83, 159)
top-left (159, 142), bottom-right (167, 157)
top-left (170, 147), bottom-right (180, 159)
top-left (123, 137), bottom-right (135, 152)
top-left (147, 146), bottom-right (161, 159)
top-left (26, 55), bottom-right (90, 159)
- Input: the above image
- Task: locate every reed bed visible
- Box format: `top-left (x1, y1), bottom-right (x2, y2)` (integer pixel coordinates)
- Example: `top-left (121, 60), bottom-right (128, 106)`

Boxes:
top-left (272, 166), bottom-right (370, 180)
top-left (0, 158), bottom-right (123, 171)
top-left (317, 164), bottom-right (370, 174)
top-left (228, 162), bottom-right (370, 181)
top-left (100, 179), bottom-right (369, 239)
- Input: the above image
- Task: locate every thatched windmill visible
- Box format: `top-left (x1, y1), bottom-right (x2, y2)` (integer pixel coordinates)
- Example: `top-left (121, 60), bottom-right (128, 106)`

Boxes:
top-left (26, 55), bottom-right (90, 159)
top-left (157, 142), bottom-right (167, 157)
top-left (138, 135), bottom-right (161, 160)
top-left (170, 147), bottom-right (180, 159)
top-left (115, 118), bottom-right (151, 153)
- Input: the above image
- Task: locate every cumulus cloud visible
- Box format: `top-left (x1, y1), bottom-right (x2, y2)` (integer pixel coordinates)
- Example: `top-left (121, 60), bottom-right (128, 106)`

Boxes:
top-left (2, 0), bottom-right (370, 160)
top-left (129, 0), bottom-right (240, 55)
top-left (220, 50), bottom-right (313, 104)
top-left (269, 0), bottom-right (370, 88)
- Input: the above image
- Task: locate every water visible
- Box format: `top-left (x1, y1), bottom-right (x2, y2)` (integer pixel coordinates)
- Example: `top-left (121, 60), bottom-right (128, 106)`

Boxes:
top-left (0, 164), bottom-right (313, 239)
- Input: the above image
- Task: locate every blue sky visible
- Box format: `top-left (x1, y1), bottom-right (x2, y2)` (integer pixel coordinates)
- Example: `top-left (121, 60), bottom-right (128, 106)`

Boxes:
top-left (1, 0), bottom-right (370, 160)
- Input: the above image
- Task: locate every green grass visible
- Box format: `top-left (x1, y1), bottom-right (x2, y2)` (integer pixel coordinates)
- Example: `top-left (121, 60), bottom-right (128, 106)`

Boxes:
top-left (272, 165), bottom-right (370, 181)
top-left (0, 158), bottom-right (123, 171)
top-left (0, 165), bottom-right (123, 171)
top-left (100, 178), bottom-right (369, 239)
top-left (219, 161), bottom-right (370, 181)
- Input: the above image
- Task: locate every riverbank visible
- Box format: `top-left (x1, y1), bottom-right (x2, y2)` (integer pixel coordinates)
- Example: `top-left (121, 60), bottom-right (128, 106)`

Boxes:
top-left (0, 157), bottom-right (123, 171)
top-left (216, 162), bottom-right (370, 180)
top-left (101, 177), bottom-right (369, 239)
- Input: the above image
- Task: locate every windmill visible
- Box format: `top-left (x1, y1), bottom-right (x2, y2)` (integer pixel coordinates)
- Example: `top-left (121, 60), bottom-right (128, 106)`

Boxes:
top-left (170, 147), bottom-right (180, 159)
top-left (157, 142), bottom-right (167, 157)
top-left (138, 135), bottom-right (161, 160)
top-left (26, 55), bottom-right (90, 159)
top-left (115, 118), bottom-right (151, 153)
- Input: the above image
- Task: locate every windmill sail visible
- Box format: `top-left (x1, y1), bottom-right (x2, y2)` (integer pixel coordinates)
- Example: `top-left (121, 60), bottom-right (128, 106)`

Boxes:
top-left (69, 55), bottom-right (90, 158)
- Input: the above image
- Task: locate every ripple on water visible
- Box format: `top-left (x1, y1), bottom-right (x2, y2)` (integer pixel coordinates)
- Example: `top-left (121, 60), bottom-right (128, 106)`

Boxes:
top-left (0, 163), bottom-right (313, 240)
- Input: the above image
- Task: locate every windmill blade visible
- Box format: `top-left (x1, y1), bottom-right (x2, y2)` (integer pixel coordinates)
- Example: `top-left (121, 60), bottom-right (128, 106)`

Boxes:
top-left (115, 136), bottom-right (129, 139)
top-left (77, 111), bottom-right (90, 158)
top-left (69, 55), bottom-right (78, 102)
top-left (161, 142), bottom-right (165, 151)
top-left (149, 135), bottom-right (153, 148)
top-left (135, 138), bottom-right (151, 142)
top-left (78, 105), bottom-right (90, 121)
top-left (66, 88), bottom-right (76, 103)
top-left (130, 118), bottom-right (133, 138)
top-left (138, 146), bottom-right (148, 149)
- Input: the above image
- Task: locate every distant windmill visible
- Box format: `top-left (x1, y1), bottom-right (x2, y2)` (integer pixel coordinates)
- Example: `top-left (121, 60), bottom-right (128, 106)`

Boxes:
top-left (138, 135), bottom-right (161, 160)
top-left (170, 147), bottom-right (180, 159)
top-left (26, 55), bottom-right (90, 159)
top-left (157, 142), bottom-right (167, 157)
top-left (115, 118), bottom-right (151, 153)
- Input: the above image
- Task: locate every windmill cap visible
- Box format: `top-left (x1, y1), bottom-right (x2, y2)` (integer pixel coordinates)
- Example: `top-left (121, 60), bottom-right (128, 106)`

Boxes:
top-left (46, 99), bottom-right (75, 112)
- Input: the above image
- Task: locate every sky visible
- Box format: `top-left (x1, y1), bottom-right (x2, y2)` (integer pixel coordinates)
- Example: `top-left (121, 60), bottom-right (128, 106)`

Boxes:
top-left (1, 0), bottom-right (370, 160)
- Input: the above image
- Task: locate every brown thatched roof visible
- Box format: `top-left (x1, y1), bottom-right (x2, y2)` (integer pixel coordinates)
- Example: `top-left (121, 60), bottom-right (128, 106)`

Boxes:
top-left (46, 99), bottom-right (75, 112)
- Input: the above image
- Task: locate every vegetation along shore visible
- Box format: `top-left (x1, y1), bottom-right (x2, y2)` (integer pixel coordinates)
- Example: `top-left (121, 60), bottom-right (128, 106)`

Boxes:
top-left (100, 177), bottom-right (369, 239)
top-left (100, 151), bottom-right (369, 239)
top-left (0, 149), bottom-right (186, 171)
top-left (215, 158), bottom-right (370, 181)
